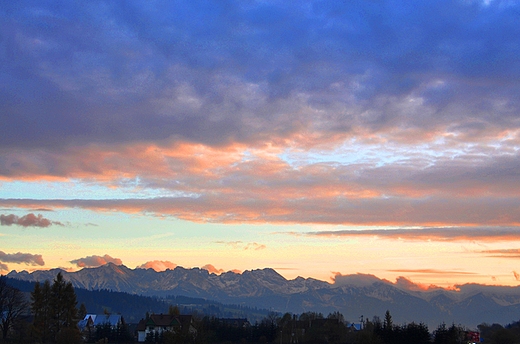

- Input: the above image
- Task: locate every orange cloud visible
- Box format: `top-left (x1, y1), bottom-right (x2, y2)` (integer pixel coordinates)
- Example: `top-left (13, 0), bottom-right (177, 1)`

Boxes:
top-left (2, 141), bottom-right (520, 228)
top-left (137, 260), bottom-right (177, 272)
top-left (513, 271), bottom-right (520, 281)
top-left (70, 254), bottom-right (122, 268)
top-left (201, 264), bottom-right (224, 275)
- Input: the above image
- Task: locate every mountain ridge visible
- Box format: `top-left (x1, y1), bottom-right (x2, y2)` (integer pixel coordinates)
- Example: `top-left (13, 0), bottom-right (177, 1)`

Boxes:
top-left (8, 263), bottom-right (520, 328)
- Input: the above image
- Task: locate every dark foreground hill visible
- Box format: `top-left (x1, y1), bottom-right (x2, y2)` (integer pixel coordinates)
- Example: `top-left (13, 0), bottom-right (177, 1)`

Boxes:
top-left (8, 263), bottom-right (520, 328)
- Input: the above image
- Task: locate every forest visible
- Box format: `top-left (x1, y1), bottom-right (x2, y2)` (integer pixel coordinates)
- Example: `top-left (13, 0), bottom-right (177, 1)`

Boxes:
top-left (2, 274), bottom-right (520, 343)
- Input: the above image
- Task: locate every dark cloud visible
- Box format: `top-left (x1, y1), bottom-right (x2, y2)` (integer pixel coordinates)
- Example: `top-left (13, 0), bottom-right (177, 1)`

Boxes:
top-left (0, 213), bottom-right (63, 227)
top-left (0, 251), bottom-right (45, 266)
top-left (0, 0), bottom-right (519, 151)
top-left (70, 254), bottom-right (122, 268)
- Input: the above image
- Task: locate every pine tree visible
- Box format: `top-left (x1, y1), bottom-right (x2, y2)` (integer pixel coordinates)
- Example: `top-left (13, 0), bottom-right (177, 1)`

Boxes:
top-left (49, 272), bottom-right (79, 341)
top-left (31, 272), bottom-right (80, 343)
top-left (78, 302), bottom-right (87, 319)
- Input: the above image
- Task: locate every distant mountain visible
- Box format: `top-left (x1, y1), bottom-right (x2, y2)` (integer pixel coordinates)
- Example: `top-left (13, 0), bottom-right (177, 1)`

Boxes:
top-left (8, 263), bottom-right (520, 328)
top-left (4, 277), bottom-right (271, 324)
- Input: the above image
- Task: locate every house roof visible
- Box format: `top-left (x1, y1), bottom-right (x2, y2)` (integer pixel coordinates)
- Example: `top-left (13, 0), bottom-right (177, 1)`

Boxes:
top-left (81, 314), bottom-right (123, 327)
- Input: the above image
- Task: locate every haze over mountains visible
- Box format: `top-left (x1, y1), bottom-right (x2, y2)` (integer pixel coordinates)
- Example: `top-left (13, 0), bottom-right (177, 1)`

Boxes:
top-left (8, 263), bottom-right (520, 328)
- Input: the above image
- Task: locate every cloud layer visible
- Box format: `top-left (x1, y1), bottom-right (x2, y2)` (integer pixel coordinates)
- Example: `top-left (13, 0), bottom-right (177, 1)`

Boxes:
top-left (1, 1), bottom-right (519, 236)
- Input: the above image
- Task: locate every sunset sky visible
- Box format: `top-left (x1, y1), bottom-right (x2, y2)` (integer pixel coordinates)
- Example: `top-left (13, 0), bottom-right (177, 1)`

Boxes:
top-left (1, 0), bottom-right (520, 289)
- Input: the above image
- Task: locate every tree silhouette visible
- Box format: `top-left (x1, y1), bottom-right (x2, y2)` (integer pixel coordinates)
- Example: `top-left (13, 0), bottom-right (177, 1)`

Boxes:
top-left (31, 272), bottom-right (80, 343)
top-left (0, 276), bottom-right (28, 340)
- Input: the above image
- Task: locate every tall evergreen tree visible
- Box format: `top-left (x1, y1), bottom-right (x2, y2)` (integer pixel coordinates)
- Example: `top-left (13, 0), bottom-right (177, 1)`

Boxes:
top-left (31, 279), bottom-right (52, 342)
top-left (49, 272), bottom-right (78, 338)
top-left (31, 272), bottom-right (80, 343)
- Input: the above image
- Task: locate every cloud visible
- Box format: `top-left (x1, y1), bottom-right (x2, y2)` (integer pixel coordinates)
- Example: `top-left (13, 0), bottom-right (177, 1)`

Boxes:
top-left (137, 260), bottom-right (177, 272)
top-left (0, 262), bottom-right (9, 273)
top-left (388, 268), bottom-right (476, 276)
top-left (304, 227), bottom-right (520, 242)
top-left (0, 213), bottom-right (63, 227)
top-left (70, 254), bottom-right (122, 268)
top-left (331, 272), bottom-right (387, 287)
top-left (1, 0), bottom-right (519, 151)
top-left (244, 243), bottom-right (266, 251)
top-left (393, 276), bottom-right (444, 292)
top-left (215, 241), bottom-right (266, 251)
top-left (331, 271), bottom-right (463, 291)
top-left (481, 249), bottom-right (520, 258)
top-left (513, 271), bottom-right (520, 281)
top-left (0, 1), bottom-right (520, 235)
top-left (201, 264), bottom-right (224, 275)
top-left (0, 251), bottom-right (45, 266)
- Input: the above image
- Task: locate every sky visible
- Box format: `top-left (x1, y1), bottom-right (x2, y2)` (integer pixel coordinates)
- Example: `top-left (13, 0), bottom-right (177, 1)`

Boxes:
top-left (1, 0), bottom-right (520, 290)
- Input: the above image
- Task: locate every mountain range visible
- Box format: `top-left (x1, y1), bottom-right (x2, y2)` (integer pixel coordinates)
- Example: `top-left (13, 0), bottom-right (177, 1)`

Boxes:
top-left (8, 263), bottom-right (520, 328)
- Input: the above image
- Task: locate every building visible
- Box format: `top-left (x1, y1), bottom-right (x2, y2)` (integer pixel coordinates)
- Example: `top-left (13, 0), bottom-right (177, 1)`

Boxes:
top-left (78, 314), bottom-right (125, 341)
top-left (136, 313), bottom-right (196, 342)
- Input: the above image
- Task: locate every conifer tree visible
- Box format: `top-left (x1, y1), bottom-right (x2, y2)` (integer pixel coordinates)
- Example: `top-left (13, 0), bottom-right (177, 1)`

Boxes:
top-left (31, 279), bottom-right (52, 342)
top-left (31, 272), bottom-right (80, 343)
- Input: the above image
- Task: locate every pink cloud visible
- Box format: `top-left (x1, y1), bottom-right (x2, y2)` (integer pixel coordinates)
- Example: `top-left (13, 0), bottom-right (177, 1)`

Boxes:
top-left (393, 276), bottom-right (444, 292)
top-left (0, 213), bottom-right (63, 227)
top-left (70, 254), bottom-right (122, 268)
top-left (201, 264), bottom-right (225, 275)
top-left (137, 260), bottom-right (177, 272)
top-left (2, 142), bottom-right (520, 230)
top-left (0, 251), bottom-right (45, 266)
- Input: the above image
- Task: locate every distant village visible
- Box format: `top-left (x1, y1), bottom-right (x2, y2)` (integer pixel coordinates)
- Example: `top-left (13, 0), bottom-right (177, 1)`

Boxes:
top-left (1, 273), bottom-right (518, 343)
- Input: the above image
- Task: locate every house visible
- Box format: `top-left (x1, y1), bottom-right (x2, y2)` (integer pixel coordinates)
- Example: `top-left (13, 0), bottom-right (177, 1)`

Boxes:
top-left (349, 323), bottom-right (362, 331)
top-left (136, 313), bottom-right (196, 342)
top-left (78, 314), bottom-right (125, 341)
top-left (78, 314), bottom-right (124, 331)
